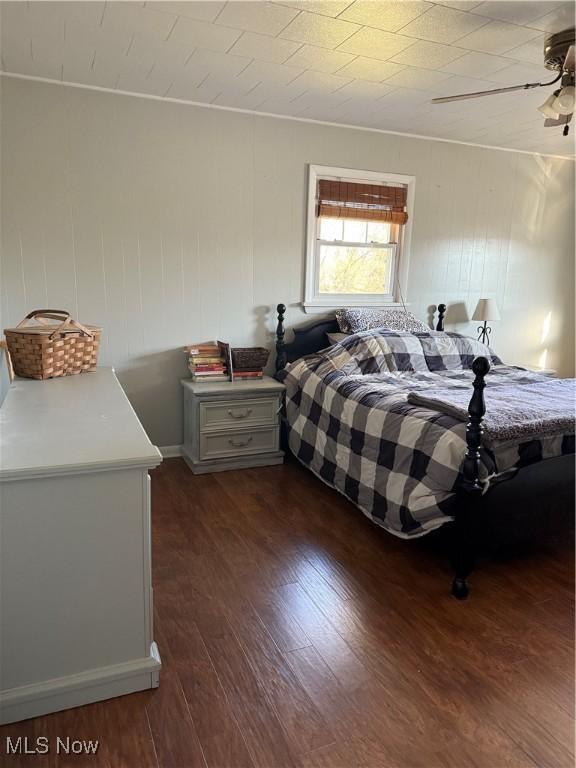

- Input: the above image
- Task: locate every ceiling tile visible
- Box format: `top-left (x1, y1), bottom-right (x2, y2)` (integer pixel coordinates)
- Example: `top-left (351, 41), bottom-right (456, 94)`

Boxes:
top-left (126, 37), bottom-right (193, 71)
top-left (233, 59), bottom-right (304, 87)
top-left (290, 89), bottom-right (351, 111)
top-left (383, 66), bottom-right (453, 90)
top-left (102, 3), bottom-right (178, 43)
top-left (254, 96), bottom-right (302, 115)
top-left (285, 69), bottom-right (351, 92)
top-left (168, 16), bottom-right (241, 52)
top-left (504, 37), bottom-right (545, 65)
top-left (470, 2), bottom-right (563, 26)
top-left (213, 89), bottom-right (272, 109)
top-left (1, 0), bottom-right (572, 156)
top-left (215, 2), bottom-right (299, 36)
top-left (335, 56), bottom-right (405, 82)
top-left (487, 61), bottom-right (549, 84)
top-left (116, 67), bottom-right (173, 96)
top-left (441, 51), bottom-right (515, 78)
top-left (35, 2), bottom-right (106, 26)
top-left (431, 74), bottom-right (512, 97)
top-left (273, 1), bottom-right (352, 17)
top-left (432, 2), bottom-right (483, 11)
top-left (228, 31), bottom-right (300, 63)
top-left (283, 44), bottom-right (356, 73)
top-left (337, 27), bottom-right (415, 59)
top-left (339, 1), bottom-right (432, 33)
top-left (64, 18), bottom-right (133, 58)
top-left (145, 2), bottom-right (226, 23)
top-left (242, 79), bottom-right (306, 101)
top-left (399, 5), bottom-right (490, 45)
top-left (335, 79), bottom-right (397, 99)
top-left (390, 40), bottom-right (464, 69)
top-left (279, 11), bottom-right (361, 48)
top-left (455, 20), bottom-right (541, 55)
top-left (185, 49), bottom-right (251, 84)
top-left (526, 3), bottom-right (575, 32)
top-left (168, 76), bottom-right (222, 102)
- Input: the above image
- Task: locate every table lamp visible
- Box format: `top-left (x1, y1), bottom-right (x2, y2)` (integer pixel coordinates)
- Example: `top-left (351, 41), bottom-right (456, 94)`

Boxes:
top-left (472, 298), bottom-right (500, 345)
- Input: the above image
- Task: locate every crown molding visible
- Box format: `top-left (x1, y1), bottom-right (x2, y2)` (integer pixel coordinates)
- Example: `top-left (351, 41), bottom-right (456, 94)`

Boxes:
top-left (1, 71), bottom-right (574, 162)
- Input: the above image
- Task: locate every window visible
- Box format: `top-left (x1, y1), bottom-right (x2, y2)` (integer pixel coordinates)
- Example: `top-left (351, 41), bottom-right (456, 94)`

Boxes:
top-left (304, 165), bottom-right (415, 313)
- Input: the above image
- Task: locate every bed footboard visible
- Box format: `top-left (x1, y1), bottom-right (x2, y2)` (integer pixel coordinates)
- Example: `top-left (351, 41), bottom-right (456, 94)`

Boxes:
top-left (450, 356), bottom-right (490, 599)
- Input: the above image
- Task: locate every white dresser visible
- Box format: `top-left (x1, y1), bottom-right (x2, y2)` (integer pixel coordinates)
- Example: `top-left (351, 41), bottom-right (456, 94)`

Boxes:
top-left (0, 368), bottom-right (162, 725)
top-left (182, 376), bottom-right (285, 473)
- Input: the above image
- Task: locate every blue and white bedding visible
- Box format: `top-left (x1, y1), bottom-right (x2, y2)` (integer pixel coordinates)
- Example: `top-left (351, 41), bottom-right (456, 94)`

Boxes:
top-left (279, 329), bottom-right (575, 539)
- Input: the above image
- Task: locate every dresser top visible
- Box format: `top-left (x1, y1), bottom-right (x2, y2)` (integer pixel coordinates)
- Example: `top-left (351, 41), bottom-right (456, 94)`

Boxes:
top-left (0, 368), bottom-right (161, 481)
top-left (181, 375), bottom-right (285, 395)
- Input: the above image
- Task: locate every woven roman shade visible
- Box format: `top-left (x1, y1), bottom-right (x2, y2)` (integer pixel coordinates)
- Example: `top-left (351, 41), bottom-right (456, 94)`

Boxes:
top-left (317, 179), bottom-right (408, 224)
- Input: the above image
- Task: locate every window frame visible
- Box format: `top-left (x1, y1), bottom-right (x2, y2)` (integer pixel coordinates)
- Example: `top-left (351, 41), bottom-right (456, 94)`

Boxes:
top-left (303, 164), bottom-right (415, 314)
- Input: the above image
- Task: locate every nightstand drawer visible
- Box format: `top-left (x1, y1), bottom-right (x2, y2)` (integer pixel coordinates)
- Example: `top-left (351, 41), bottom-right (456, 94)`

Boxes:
top-left (199, 427), bottom-right (278, 461)
top-left (199, 397), bottom-right (278, 431)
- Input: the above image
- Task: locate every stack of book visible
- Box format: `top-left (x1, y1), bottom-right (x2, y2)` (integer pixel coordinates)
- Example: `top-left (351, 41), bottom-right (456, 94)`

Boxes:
top-left (232, 366), bottom-right (264, 381)
top-left (230, 346), bottom-right (269, 381)
top-left (185, 341), bottom-right (230, 382)
top-left (232, 365), bottom-right (264, 381)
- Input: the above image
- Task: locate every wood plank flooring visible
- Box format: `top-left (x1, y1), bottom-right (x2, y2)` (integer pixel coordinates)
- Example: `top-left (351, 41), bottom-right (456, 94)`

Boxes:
top-left (1, 458), bottom-right (574, 768)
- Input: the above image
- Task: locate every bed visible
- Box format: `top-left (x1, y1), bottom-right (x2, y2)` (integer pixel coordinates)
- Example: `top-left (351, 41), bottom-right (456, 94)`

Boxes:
top-left (274, 303), bottom-right (575, 598)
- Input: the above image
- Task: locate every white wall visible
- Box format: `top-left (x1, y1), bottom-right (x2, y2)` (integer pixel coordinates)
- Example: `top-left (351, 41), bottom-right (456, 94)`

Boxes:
top-left (1, 77), bottom-right (574, 446)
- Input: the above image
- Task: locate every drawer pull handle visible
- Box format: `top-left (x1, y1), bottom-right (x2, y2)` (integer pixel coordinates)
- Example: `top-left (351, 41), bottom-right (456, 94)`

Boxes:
top-left (228, 408), bottom-right (252, 419)
top-left (228, 436), bottom-right (253, 448)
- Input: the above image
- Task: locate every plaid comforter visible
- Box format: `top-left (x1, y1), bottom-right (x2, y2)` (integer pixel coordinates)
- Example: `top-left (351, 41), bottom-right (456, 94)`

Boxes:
top-left (279, 330), bottom-right (575, 539)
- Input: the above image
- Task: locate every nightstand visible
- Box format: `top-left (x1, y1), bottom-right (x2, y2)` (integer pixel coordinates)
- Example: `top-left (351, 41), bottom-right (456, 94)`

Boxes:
top-left (181, 376), bottom-right (286, 474)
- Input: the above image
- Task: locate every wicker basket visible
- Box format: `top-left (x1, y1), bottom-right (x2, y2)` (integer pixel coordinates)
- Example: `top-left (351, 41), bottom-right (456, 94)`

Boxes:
top-left (231, 346), bottom-right (270, 370)
top-left (5, 310), bottom-right (102, 380)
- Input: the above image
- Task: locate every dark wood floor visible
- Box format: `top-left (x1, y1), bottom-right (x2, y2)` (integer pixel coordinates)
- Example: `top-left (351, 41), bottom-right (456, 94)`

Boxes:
top-left (2, 458), bottom-right (574, 768)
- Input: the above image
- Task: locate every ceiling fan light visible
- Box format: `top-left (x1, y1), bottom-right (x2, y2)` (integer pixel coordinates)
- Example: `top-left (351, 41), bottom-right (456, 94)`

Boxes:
top-left (537, 93), bottom-right (560, 119)
top-left (553, 85), bottom-right (575, 115)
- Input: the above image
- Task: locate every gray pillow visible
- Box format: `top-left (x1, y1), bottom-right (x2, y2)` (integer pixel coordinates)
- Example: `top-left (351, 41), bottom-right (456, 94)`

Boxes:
top-left (335, 308), bottom-right (429, 334)
top-left (326, 331), bottom-right (350, 345)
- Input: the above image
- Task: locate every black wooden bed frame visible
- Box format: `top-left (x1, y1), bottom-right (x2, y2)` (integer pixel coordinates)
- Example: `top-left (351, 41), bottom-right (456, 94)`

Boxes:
top-left (274, 302), bottom-right (573, 599)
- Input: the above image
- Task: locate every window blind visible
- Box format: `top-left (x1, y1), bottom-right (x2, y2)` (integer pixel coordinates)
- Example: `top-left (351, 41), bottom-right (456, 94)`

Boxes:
top-left (317, 179), bottom-right (408, 224)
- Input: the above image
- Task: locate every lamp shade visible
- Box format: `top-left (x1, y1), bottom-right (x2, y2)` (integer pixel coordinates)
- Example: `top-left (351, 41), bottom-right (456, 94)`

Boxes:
top-left (538, 92), bottom-right (560, 119)
top-left (553, 85), bottom-right (575, 116)
top-left (472, 298), bottom-right (500, 322)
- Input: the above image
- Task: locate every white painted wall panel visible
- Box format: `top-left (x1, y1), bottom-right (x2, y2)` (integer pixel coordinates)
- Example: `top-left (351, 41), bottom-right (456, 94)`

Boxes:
top-left (1, 78), bottom-right (574, 446)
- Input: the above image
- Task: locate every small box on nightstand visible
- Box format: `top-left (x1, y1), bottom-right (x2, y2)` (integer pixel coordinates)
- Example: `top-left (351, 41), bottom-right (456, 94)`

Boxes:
top-left (181, 376), bottom-right (286, 474)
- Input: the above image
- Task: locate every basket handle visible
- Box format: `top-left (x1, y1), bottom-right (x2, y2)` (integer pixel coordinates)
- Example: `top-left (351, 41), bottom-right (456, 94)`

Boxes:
top-left (16, 310), bottom-right (94, 340)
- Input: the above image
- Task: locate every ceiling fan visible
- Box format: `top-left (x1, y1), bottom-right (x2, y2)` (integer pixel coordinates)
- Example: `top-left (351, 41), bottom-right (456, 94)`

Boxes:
top-left (431, 28), bottom-right (575, 136)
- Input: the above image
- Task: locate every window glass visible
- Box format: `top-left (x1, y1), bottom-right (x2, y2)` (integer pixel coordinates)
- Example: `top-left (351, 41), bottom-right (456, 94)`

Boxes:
top-left (342, 219), bottom-right (368, 243)
top-left (318, 245), bottom-right (393, 295)
top-left (318, 218), bottom-right (343, 241)
top-left (366, 221), bottom-right (392, 244)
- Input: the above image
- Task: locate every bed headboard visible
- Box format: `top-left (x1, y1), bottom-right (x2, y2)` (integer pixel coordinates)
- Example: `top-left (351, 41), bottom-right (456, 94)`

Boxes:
top-left (275, 302), bottom-right (447, 372)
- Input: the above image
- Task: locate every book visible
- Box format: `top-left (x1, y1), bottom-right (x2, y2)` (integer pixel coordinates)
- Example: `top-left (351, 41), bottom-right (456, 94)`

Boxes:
top-left (185, 342), bottom-right (220, 356)
top-left (192, 374), bottom-right (229, 382)
top-left (191, 369), bottom-right (227, 376)
top-left (233, 372), bottom-right (263, 380)
top-left (188, 356), bottom-right (222, 364)
top-left (190, 364), bottom-right (225, 372)
top-left (217, 340), bottom-right (233, 382)
top-left (231, 368), bottom-right (262, 374)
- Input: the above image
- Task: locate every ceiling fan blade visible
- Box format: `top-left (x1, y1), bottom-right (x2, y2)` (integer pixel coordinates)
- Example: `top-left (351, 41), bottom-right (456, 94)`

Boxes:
top-left (544, 112), bottom-right (573, 127)
top-left (431, 81), bottom-right (541, 104)
top-left (564, 44), bottom-right (575, 72)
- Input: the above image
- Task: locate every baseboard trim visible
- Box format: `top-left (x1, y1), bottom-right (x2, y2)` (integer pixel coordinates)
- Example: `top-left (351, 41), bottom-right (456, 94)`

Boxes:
top-left (0, 644), bottom-right (161, 725)
top-left (159, 445), bottom-right (182, 458)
